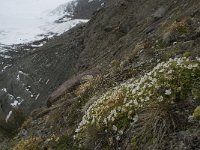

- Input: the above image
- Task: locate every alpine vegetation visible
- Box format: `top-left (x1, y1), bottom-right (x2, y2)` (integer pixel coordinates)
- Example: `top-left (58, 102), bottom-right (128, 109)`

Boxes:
top-left (75, 57), bottom-right (200, 146)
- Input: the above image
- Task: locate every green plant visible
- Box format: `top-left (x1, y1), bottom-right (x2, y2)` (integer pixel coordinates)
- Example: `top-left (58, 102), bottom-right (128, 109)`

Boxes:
top-left (75, 75), bottom-right (105, 106)
top-left (54, 136), bottom-right (79, 150)
top-left (75, 57), bottom-right (200, 147)
top-left (162, 48), bottom-right (178, 61)
top-left (156, 40), bottom-right (168, 49)
top-left (21, 118), bottom-right (32, 130)
top-left (127, 137), bottom-right (139, 150)
top-left (168, 19), bottom-right (189, 35)
top-left (175, 24), bottom-right (188, 35)
top-left (183, 51), bottom-right (192, 58)
top-left (10, 137), bottom-right (42, 150)
top-left (193, 106), bottom-right (200, 120)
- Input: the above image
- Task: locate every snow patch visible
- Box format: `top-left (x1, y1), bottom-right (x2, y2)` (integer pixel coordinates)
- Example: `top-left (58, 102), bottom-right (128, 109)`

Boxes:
top-left (19, 70), bottom-right (29, 76)
top-left (35, 94), bottom-right (40, 100)
top-left (10, 98), bottom-right (24, 107)
top-left (1, 88), bottom-right (7, 93)
top-left (0, 0), bottom-right (87, 45)
top-left (25, 86), bottom-right (34, 98)
top-left (42, 19), bottom-right (89, 36)
top-left (31, 42), bottom-right (45, 48)
top-left (5, 111), bottom-right (12, 122)
top-left (16, 74), bottom-right (20, 81)
top-left (0, 54), bottom-right (11, 59)
top-left (46, 79), bottom-right (50, 84)
top-left (1, 64), bottom-right (12, 73)
top-left (1, 88), bottom-right (24, 108)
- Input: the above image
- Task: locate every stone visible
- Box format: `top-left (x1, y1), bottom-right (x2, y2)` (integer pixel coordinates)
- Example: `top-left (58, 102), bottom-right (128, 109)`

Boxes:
top-left (152, 6), bottom-right (168, 20)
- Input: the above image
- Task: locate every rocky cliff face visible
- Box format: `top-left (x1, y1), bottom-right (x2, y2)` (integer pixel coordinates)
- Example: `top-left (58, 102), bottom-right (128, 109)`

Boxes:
top-left (1, 0), bottom-right (200, 149)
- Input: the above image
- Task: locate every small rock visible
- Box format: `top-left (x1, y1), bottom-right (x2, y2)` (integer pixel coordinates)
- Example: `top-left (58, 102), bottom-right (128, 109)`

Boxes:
top-left (152, 6), bottom-right (168, 20)
top-left (188, 115), bottom-right (193, 123)
top-left (144, 26), bottom-right (155, 34)
top-left (195, 27), bottom-right (200, 34)
top-left (104, 26), bottom-right (115, 32)
top-left (81, 75), bottom-right (94, 81)
top-left (18, 129), bottom-right (28, 138)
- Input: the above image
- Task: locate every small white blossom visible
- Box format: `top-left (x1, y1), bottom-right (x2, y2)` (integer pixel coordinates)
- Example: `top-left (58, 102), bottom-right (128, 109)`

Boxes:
top-left (165, 89), bottom-right (172, 95)
top-left (167, 70), bottom-right (173, 74)
top-left (158, 96), bottom-right (164, 102)
top-left (133, 114), bottom-right (139, 123)
top-left (119, 130), bottom-right (124, 135)
top-left (112, 125), bottom-right (118, 131)
top-left (116, 136), bottom-right (120, 141)
top-left (75, 57), bottom-right (200, 142)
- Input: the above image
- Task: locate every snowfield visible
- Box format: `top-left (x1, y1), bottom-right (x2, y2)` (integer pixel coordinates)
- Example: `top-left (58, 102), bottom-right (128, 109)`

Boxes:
top-left (0, 0), bottom-right (88, 45)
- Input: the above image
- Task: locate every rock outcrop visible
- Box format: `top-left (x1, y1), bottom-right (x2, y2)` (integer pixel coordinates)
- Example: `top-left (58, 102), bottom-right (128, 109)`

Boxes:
top-left (47, 66), bottom-right (101, 107)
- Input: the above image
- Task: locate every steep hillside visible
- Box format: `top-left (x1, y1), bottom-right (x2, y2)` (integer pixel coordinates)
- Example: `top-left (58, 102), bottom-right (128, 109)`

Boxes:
top-left (1, 0), bottom-right (200, 149)
top-left (0, 0), bottom-right (104, 134)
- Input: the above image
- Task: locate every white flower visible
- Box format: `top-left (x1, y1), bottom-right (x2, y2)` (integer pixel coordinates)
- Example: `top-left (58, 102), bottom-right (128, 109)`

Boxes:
top-left (145, 96), bottom-right (150, 101)
top-left (112, 125), bottom-right (118, 131)
top-left (151, 78), bottom-right (157, 84)
top-left (158, 96), bottom-right (164, 102)
top-left (75, 57), bottom-right (200, 141)
top-left (187, 64), bottom-right (193, 69)
top-left (111, 117), bottom-right (115, 122)
top-left (196, 57), bottom-right (200, 62)
top-left (193, 64), bottom-right (198, 68)
top-left (133, 114), bottom-right (138, 123)
top-left (159, 69), bottom-right (164, 73)
top-left (75, 128), bottom-right (80, 133)
top-left (165, 89), bottom-right (172, 95)
top-left (133, 100), bottom-right (138, 106)
top-left (119, 130), bottom-right (124, 135)
top-left (103, 118), bottom-right (107, 125)
top-left (116, 136), bottom-right (120, 141)
top-left (167, 70), bottom-right (173, 74)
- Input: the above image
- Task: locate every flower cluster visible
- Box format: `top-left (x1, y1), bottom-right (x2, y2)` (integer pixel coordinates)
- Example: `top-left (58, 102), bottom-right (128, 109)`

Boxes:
top-left (75, 57), bottom-right (200, 140)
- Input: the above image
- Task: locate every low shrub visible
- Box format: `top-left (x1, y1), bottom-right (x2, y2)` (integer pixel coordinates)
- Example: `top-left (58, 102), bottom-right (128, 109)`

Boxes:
top-left (10, 137), bottom-right (42, 150)
top-left (75, 57), bottom-right (200, 147)
top-left (193, 106), bottom-right (200, 120)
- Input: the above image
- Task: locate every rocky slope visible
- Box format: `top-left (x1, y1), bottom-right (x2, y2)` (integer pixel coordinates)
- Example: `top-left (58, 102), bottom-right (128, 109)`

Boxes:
top-left (0, 0), bottom-right (107, 123)
top-left (1, 0), bottom-right (200, 149)
top-left (0, 0), bottom-right (105, 129)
